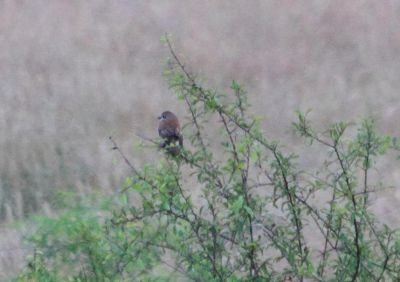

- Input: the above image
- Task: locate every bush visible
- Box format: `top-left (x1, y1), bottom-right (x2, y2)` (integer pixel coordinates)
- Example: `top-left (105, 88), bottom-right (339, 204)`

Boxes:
top-left (15, 192), bottom-right (162, 282)
top-left (17, 36), bottom-right (400, 282)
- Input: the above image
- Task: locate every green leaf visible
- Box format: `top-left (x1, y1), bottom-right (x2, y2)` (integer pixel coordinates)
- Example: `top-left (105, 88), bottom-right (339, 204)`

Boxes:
top-left (244, 206), bottom-right (254, 217)
top-left (250, 151), bottom-right (259, 162)
top-left (232, 196), bottom-right (244, 213)
top-left (119, 194), bottom-right (127, 205)
top-left (125, 177), bottom-right (132, 186)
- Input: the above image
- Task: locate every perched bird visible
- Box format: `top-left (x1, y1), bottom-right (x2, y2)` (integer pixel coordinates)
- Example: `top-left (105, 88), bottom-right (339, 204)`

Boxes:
top-left (158, 111), bottom-right (183, 155)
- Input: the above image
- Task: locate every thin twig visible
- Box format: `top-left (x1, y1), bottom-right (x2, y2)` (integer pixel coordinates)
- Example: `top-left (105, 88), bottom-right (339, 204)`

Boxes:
top-left (109, 136), bottom-right (138, 174)
top-left (136, 133), bottom-right (159, 146)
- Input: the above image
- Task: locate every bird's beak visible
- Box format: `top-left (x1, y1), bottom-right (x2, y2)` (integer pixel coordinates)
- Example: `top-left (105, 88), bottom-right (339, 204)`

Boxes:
top-left (158, 116), bottom-right (162, 120)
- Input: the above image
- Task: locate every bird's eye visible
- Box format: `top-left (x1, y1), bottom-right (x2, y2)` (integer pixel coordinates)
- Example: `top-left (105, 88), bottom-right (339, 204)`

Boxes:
top-left (162, 114), bottom-right (166, 118)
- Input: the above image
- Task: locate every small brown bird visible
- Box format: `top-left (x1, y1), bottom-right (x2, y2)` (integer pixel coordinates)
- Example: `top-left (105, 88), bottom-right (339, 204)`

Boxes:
top-left (158, 111), bottom-right (183, 155)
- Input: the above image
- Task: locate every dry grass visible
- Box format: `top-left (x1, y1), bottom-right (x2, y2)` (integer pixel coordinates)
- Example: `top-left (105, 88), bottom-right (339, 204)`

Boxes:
top-left (1, 0), bottom-right (400, 279)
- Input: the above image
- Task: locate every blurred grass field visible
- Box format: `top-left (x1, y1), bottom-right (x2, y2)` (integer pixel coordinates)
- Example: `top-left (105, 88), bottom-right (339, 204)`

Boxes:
top-left (1, 0), bottom-right (400, 279)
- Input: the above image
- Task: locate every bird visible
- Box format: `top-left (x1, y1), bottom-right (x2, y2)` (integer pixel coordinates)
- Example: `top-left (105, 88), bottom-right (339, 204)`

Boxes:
top-left (158, 111), bottom-right (183, 156)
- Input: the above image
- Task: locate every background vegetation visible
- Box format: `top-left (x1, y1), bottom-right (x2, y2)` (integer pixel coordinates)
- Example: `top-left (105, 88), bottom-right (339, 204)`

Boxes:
top-left (1, 0), bottom-right (400, 280)
top-left (15, 40), bottom-right (400, 281)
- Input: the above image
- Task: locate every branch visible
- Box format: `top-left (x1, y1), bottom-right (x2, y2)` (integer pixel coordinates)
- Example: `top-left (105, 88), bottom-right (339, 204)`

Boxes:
top-left (109, 136), bottom-right (138, 174)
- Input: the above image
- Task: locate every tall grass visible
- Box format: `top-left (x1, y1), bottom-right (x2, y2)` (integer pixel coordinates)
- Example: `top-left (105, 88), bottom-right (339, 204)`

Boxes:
top-left (1, 0), bottom-right (399, 218)
top-left (0, 1), bottom-right (400, 277)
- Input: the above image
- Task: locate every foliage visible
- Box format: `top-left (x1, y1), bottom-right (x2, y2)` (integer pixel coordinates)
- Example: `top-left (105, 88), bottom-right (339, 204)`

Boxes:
top-left (15, 192), bottom-right (162, 282)
top-left (16, 36), bottom-right (400, 281)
